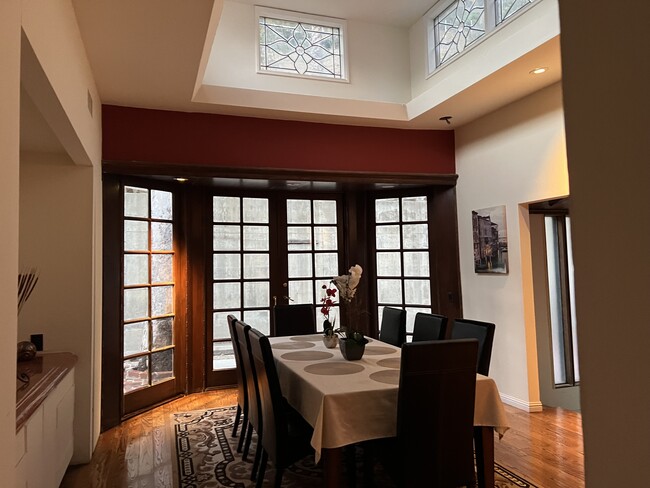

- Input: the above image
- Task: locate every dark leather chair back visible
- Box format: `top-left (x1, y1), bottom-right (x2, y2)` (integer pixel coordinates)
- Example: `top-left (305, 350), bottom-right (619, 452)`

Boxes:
top-left (247, 327), bottom-right (289, 466)
top-left (228, 315), bottom-right (248, 415)
top-left (235, 321), bottom-right (261, 434)
top-left (412, 312), bottom-right (448, 342)
top-left (273, 303), bottom-right (316, 336)
top-left (450, 318), bottom-right (496, 376)
top-left (397, 339), bottom-right (479, 487)
top-left (379, 306), bottom-right (406, 346)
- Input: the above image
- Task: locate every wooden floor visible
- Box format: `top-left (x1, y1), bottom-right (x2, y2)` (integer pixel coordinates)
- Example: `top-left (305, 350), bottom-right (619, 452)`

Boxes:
top-left (61, 389), bottom-right (584, 488)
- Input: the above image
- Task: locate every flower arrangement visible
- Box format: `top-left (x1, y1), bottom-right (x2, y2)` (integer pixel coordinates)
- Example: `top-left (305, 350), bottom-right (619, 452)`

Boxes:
top-left (320, 265), bottom-right (367, 346)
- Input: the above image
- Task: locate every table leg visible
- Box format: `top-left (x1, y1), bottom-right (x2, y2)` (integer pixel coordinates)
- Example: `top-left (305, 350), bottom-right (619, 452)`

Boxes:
top-left (322, 447), bottom-right (344, 488)
top-left (474, 426), bottom-right (495, 488)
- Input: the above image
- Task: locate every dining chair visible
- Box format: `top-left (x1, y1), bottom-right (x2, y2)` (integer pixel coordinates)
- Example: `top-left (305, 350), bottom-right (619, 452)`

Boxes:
top-left (246, 327), bottom-right (314, 488)
top-left (235, 320), bottom-right (264, 481)
top-left (412, 312), bottom-right (448, 342)
top-left (449, 318), bottom-right (496, 376)
top-left (368, 339), bottom-right (479, 487)
top-left (227, 315), bottom-right (248, 452)
top-left (273, 303), bottom-right (317, 336)
top-left (379, 306), bottom-right (407, 347)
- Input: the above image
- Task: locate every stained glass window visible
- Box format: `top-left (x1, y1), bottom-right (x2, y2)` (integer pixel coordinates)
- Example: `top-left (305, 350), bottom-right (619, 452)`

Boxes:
top-left (435, 0), bottom-right (486, 67)
top-left (258, 13), bottom-right (345, 80)
top-left (429, 0), bottom-right (536, 70)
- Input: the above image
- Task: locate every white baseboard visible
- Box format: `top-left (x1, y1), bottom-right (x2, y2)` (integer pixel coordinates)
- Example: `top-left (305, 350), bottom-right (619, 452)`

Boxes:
top-left (500, 393), bottom-right (544, 412)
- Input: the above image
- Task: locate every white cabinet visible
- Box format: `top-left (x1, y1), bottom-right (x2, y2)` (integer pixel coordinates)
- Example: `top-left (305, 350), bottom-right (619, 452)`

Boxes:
top-left (15, 365), bottom-right (75, 488)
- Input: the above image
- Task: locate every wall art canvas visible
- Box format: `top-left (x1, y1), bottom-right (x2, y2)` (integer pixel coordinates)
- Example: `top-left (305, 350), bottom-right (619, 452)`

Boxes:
top-left (472, 205), bottom-right (508, 274)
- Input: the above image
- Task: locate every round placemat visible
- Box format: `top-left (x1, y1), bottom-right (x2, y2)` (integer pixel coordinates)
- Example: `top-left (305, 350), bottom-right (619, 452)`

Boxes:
top-left (280, 351), bottom-right (334, 361)
top-left (290, 334), bottom-right (325, 342)
top-left (364, 345), bottom-right (397, 356)
top-left (369, 369), bottom-right (400, 385)
top-left (304, 362), bottom-right (365, 375)
top-left (376, 357), bottom-right (401, 369)
top-left (272, 341), bottom-right (316, 350)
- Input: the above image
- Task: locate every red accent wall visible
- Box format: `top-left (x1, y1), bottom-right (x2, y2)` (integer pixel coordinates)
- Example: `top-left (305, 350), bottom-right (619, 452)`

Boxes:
top-left (102, 105), bottom-right (455, 174)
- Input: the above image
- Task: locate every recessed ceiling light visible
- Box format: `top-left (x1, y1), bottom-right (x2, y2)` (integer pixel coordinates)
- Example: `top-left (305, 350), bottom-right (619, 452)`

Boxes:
top-left (174, 177), bottom-right (188, 182)
top-left (529, 67), bottom-right (548, 75)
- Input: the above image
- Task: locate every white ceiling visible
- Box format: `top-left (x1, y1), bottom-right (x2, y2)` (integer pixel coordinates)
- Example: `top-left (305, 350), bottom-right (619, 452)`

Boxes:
top-left (21, 0), bottom-right (561, 155)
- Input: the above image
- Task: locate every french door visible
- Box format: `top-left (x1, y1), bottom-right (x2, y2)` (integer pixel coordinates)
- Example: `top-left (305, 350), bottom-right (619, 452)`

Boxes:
top-left (120, 183), bottom-right (186, 415)
top-left (205, 192), bottom-right (344, 386)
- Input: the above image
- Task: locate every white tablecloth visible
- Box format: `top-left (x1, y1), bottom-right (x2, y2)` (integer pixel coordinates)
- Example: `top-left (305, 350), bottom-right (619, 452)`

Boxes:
top-left (269, 335), bottom-right (510, 462)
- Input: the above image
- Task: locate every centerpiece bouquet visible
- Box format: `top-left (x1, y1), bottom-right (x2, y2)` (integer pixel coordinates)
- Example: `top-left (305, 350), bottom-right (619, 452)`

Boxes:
top-left (320, 264), bottom-right (368, 358)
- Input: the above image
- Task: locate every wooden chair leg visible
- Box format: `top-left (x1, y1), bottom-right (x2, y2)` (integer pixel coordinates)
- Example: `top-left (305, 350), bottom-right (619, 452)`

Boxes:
top-left (232, 405), bottom-right (242, 437)
top-left (274, 466), bottom-right (284, 488)
top-left (256, 450), bottom-right (268, 488)
top-left (243, 423), bottom-right (253, 461)
top-left (236, 417), bottom-right (248, 453)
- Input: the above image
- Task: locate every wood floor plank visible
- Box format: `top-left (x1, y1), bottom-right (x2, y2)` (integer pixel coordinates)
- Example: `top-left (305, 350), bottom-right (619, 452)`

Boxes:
top-left (61, 390), bottom-right (584, 488)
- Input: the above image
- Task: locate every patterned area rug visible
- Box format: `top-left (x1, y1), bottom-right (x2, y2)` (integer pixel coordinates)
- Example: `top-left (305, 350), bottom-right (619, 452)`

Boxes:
top-left (171, 406), bottom-right (537, 488)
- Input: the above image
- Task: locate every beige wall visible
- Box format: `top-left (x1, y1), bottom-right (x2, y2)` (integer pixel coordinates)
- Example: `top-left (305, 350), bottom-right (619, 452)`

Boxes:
top-left (19, 155), bottom-right (97, 464)
top-left (559, 1), bottom-right (650, 485)
top-left (455, 83), bottom-right (569, 410)
top-left (0, 1), bottom-right (21, 484)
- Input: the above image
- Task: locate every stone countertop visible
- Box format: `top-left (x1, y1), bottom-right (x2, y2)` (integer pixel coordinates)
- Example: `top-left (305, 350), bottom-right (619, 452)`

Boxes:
top-left (16, 352), bottom-right (78, 432)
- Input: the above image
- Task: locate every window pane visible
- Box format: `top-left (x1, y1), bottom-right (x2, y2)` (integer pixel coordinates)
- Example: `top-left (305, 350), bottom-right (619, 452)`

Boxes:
top-left (259, 16), bottom-right (343, 79)
top-left (288, 227), bottom-right (312, 250)
top-left (244, 282), bottom-right (269, 308)
top-left (214, 254), bottom-right (241, 280)
top-left (151, 349), bottom-right (173, 385)
top-left (243, 198), bottom-right (269, 223)
top-left (496, 0), bottom-right (534, 24)
top-left (288, 253), bottom-right (313, 278)
top-left (288, 280), bottom-right (313, 304)
top-left (287, 200), bottom-right (311, 224)
top-left (151, 190), bottom-right (172, 220)
top-left (124, 186), bottom-right (148, 218)
top-left (375, 198), bottom-right (399, 223)
top-left (151, 222), bottom-right (173, 251)
top-left (214, 282), bottom-right (241, 309)
top-left (213, 196), bottom-right (240, 223)
top-left (243, 226), bottom-right (269, 251)
top-left (404, 252), bottom-right (430, 277)
top-left (314, 227), bottom-right (337, 250)
top-left (213, 225), bottom-right (241, 251)
top-left (406, 307), bottom-right (431, 334)
top-left (124, 254), bottom-right (148, 286)
top-left (377, 279), bottom-right (402, 304)
top-left (402, 196), bottom-right (427, 221)
top-left (566, 217), bottom-right (580, 382)
top-left (545, 217), bottom-right (567, 385)
top-left (243, 310), bottom-right (270, 335)
top-left (376, 252), bottom-right (401, 276)
top-left (403, 224), bottom-right (429, 249)
top-left (124, 220), bottom-right (148, 251)
top-left (152, 254), bottom-right (173, 283)
top-left (124, 357), bottom-right (149, 393)
top-left (241, 254), bottom-right (268, 279)
top-left (151, 285), bottom-right (174, 316)
top-left (124, 288), bottom-right (149, 321)
top-left (314, 200), bottom-right (337, 224)
top-left (152, 317), bottom-right (173, 349)
top-left (213, 312), bottom-right (233, 340)
top-left (376, 225), bottom-right (401, 249)
top-left (314, 253), bottom-right (338, 277)
top-left (212, 341), bottom-right (235, 370)
top-left (124, 321), bottom-right (148, 356)
top-left (404, 279), bottom-right (431, 305)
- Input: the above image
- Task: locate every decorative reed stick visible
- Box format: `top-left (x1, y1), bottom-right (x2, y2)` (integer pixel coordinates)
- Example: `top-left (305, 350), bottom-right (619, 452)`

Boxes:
top-left (18, 268), bottom-right (39, 315)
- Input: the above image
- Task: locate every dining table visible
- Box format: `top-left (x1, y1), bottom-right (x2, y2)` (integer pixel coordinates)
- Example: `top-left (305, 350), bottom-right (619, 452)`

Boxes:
top-left (269, 334), bottom-right (510, 488)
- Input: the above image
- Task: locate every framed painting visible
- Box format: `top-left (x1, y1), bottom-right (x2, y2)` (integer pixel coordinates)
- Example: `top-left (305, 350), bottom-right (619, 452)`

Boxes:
top-left (472, 205), bottom-right (508, 274)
